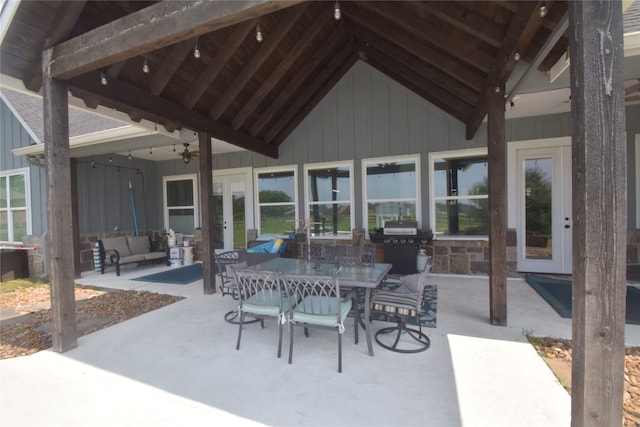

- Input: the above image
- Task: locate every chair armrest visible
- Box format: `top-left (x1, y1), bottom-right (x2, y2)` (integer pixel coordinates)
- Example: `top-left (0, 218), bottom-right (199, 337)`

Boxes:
top-left (105, 248), bottom-right (120, 264)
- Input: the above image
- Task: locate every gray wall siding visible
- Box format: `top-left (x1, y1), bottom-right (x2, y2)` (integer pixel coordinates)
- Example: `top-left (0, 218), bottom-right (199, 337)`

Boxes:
top-left (208, 61), bottom-right (638, 230)
top-left (1, 96), bottom-right (46, 236)
top-left (75, 154), bottom-right (162, 234)
top-left (626, 104), bottom-right (640, 228)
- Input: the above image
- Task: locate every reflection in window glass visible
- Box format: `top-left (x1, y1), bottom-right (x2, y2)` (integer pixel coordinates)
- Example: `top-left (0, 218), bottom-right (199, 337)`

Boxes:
top-left (306, 164), bottom-right (352, 237)
top-left (256, 168), bottom-right (296, 236)
top-left (1, 171), bottom-right (30, 243)
top-left (164, 176), bottom-right (196, 235)
top-left (432, 154), bottom-right (488, 236)
top-left (364, 159), bottom-right (418, 231)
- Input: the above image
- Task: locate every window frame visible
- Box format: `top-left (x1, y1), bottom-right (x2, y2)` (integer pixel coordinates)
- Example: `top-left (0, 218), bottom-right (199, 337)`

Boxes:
top-left (162, 173), bottom-right (199, 235)
top-left (303, 160), bottom-right (355, 240)
top-left (253, 165), bottom-right (298, 237)
top-left (0, 168), bottom-right (31, 244)
top-left (428, 148), bottom-right (489, 241)
top-left (361, 154), bottom-right (421, 237)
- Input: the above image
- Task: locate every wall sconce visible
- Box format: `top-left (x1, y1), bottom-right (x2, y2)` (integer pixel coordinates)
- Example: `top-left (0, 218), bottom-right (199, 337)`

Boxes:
top-left (256, 23), bottom-right (263, 42)
top-left (194, 37), bottom-right (201, 58)
top-left (334, 1), bottom-right (341, 20)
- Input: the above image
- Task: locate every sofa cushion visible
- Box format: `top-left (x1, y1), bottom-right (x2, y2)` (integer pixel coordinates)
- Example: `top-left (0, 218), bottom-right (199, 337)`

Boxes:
top-left (102, 236), bottom-right (132, 257)
top-left (142, 252), bottom-right (167, 261)
top-left (127, 236), bottom-right (151, 254)
top-left (118, 254), bottom-right (146, 264)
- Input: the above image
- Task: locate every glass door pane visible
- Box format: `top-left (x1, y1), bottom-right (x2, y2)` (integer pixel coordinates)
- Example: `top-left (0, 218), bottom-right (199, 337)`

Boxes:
top-left (524, 157), bottom-right (553, 260)
top-left (230, 180), bottom-right (246, 249)
top-left (212, 182), bottom-right (224, 249)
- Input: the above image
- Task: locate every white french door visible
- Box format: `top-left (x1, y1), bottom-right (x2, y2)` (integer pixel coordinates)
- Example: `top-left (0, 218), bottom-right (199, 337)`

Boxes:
top-left (212, 168), bottom-right (253, 250)
top-left (509, 139), bottom-right (572, 274)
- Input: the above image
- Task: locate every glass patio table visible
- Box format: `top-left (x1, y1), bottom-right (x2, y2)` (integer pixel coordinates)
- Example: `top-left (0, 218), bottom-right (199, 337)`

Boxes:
top-left (248, 257), bottom-right (392, 356)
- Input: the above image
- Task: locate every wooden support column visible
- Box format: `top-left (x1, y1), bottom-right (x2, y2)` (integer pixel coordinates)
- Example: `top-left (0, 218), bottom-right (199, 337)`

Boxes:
top-left (487, 83), bottom-right (507, 326)
top-left (569, 2), bottom-right (626, 426)
top-left (42, 48), bottom-right (77, 352)
top-left (198, 131), bottom-right (216, 294)
top-left (71, 158), bottom-right (81, 279)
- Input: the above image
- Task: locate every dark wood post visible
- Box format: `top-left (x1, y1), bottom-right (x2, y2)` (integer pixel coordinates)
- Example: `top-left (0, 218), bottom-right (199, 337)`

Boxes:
top-left (569, 2), bottom-right (626, 426)
top-left (487, 83), bottom-right (507, 326)
top-left (198, 131), bottom-right (216, 294)
top-left (42, 48), bottom-right (78, 352)
top-left (71, 158), bottom-right (81, 279)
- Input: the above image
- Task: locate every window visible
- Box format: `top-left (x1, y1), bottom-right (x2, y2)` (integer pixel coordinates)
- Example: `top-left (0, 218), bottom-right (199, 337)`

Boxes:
top-left (304, 161), bottom-right (354, 238)
top-left (162, 174), bottom-right (198, 235)
top-left (362, 155), bottom-right (420, 234)
top-left (255, 166), bottom-right (297, 236)
top-left (0, 169), bottom-right (30, 243)
top-left (429, 149), bottom-right (488, 238)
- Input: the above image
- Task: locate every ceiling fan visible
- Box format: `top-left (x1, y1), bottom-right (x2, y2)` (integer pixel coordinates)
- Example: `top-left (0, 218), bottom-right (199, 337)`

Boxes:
top-left (178, 143), bottom-right (199, 164)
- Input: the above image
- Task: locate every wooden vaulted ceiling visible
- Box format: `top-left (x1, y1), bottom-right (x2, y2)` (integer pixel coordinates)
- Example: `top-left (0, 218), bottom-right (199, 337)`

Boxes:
top-left (0, 1), bottom-right (569, 159)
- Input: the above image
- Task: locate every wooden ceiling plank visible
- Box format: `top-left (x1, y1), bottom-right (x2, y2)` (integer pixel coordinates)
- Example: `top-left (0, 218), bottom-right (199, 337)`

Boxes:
top-left (348, 22), bottom-right (480, 106)
top-left (266, 44), bottom-right (355, 143)
top-left (271, 52), bottom-right (358, 147)
top-left (22, 1), bottom-right (88, 91)
top-left (416, 1), bottom-right (505, 48)
top-left (249, 25), bottom-right (348, 137)
top-left (69, 72), bottom-right (278, 158)
top-left (343, 4), bottom-right (485, 90)
top-left (358, 2), bottom-right (494, 74)
top-left (183, 20), bottom-right (256, 110)
top-left (231, 8), bottom-right (332, 130)
top-left (49, 0), bottom-right (303, 80)
top-left (466, 1), bottom-right (545, 139)
top-left (149, 40), bottom-right (193, 96)
top-left (208, 4), bottom-right (309, 120)
top-left (356, 40), bottom-right (473, 122)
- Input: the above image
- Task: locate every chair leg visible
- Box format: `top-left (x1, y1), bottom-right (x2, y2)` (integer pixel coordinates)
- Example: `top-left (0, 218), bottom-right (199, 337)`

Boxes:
top-left (277, 322), bottom-right (283, 358)
top-left (338, 332), bottom-right (343, 373)
top-left (288, 323), bottom-right (294, 364)
top-left (374, 317), bottom-right (430, 354)
top-left (352, 295), bottom-right (359, 345)
top-left (236, 313), bottom-right (244, 350)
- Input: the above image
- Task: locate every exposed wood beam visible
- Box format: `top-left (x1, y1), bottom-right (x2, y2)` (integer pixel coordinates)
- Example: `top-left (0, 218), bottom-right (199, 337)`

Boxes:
top-left (69, 72), bottom-right (278, 158)
top-left (348, 22), bottom-right (480, 107)
top-left (183, 20), bottom-right (256, 110)
top-left (249, 25), bottom-right (347, 137)
top-left (466, 2), bottom-right (544, 139)
top-left (569, 2), bottom-right (626, 425)
top-left (359, 1), bottom-right (494, 74)
top-left (231, 9), bottom-right (331, 130)
top-left (343, 3), bottom-right (484, 90)
top-left (487, 83), bottom-right (507, 327)
top-left (42, 48), bottom-right (77, 352)
top-left (23, 1), bottom-right (88, 91)
top-left (416, 1), bottom-right (505, 49)
top-left (208, 4), bottom-right (308, 120)
top-left (50, 0), bottom-right (303, 80)
top-left (149, 40), bottom-right (192, 96)
top-left (269, 47), bottom-right (357, 145)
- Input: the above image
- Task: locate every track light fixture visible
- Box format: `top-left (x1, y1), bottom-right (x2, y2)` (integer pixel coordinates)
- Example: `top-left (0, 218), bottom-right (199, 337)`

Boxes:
top-left (256, 23), bottom-right (263, 42)
top-left (334, 1), bottom-right (341, 20)
top-left (194, 37), bottom-right (201, 58)
top-left (100, 69), bottom-right (108, 86)
top-left (143, 59), bottom-right (150, 73)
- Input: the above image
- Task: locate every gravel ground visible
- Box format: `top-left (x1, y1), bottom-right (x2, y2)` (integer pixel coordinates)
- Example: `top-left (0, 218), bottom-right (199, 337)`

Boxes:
top-left (533, 337), bottom-right (640, 427)
top-left (0, 284), bottom-right (183, 359)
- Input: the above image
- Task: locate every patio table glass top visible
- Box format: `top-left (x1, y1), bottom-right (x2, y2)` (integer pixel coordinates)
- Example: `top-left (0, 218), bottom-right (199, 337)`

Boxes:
top-left (248, 257), bottom-right (391, 288)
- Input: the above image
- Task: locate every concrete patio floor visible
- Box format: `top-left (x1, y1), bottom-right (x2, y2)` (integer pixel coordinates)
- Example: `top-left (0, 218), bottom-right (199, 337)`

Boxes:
top-left (1, 264), bottom-right (638, 427)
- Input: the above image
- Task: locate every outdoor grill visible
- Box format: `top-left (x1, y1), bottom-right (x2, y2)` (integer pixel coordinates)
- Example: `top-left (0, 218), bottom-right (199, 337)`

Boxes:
top-left (369, 221), bottom-right (433, 274)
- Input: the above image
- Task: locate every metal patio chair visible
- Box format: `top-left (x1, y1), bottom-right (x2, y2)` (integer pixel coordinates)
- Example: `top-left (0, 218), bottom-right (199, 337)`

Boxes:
top-left (283, 273), bottom-right (358, 373)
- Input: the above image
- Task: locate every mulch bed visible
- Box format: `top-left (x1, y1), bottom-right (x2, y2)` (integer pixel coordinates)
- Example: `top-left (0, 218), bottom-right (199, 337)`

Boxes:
top-left (0, 284), bottom-right (183, 359)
